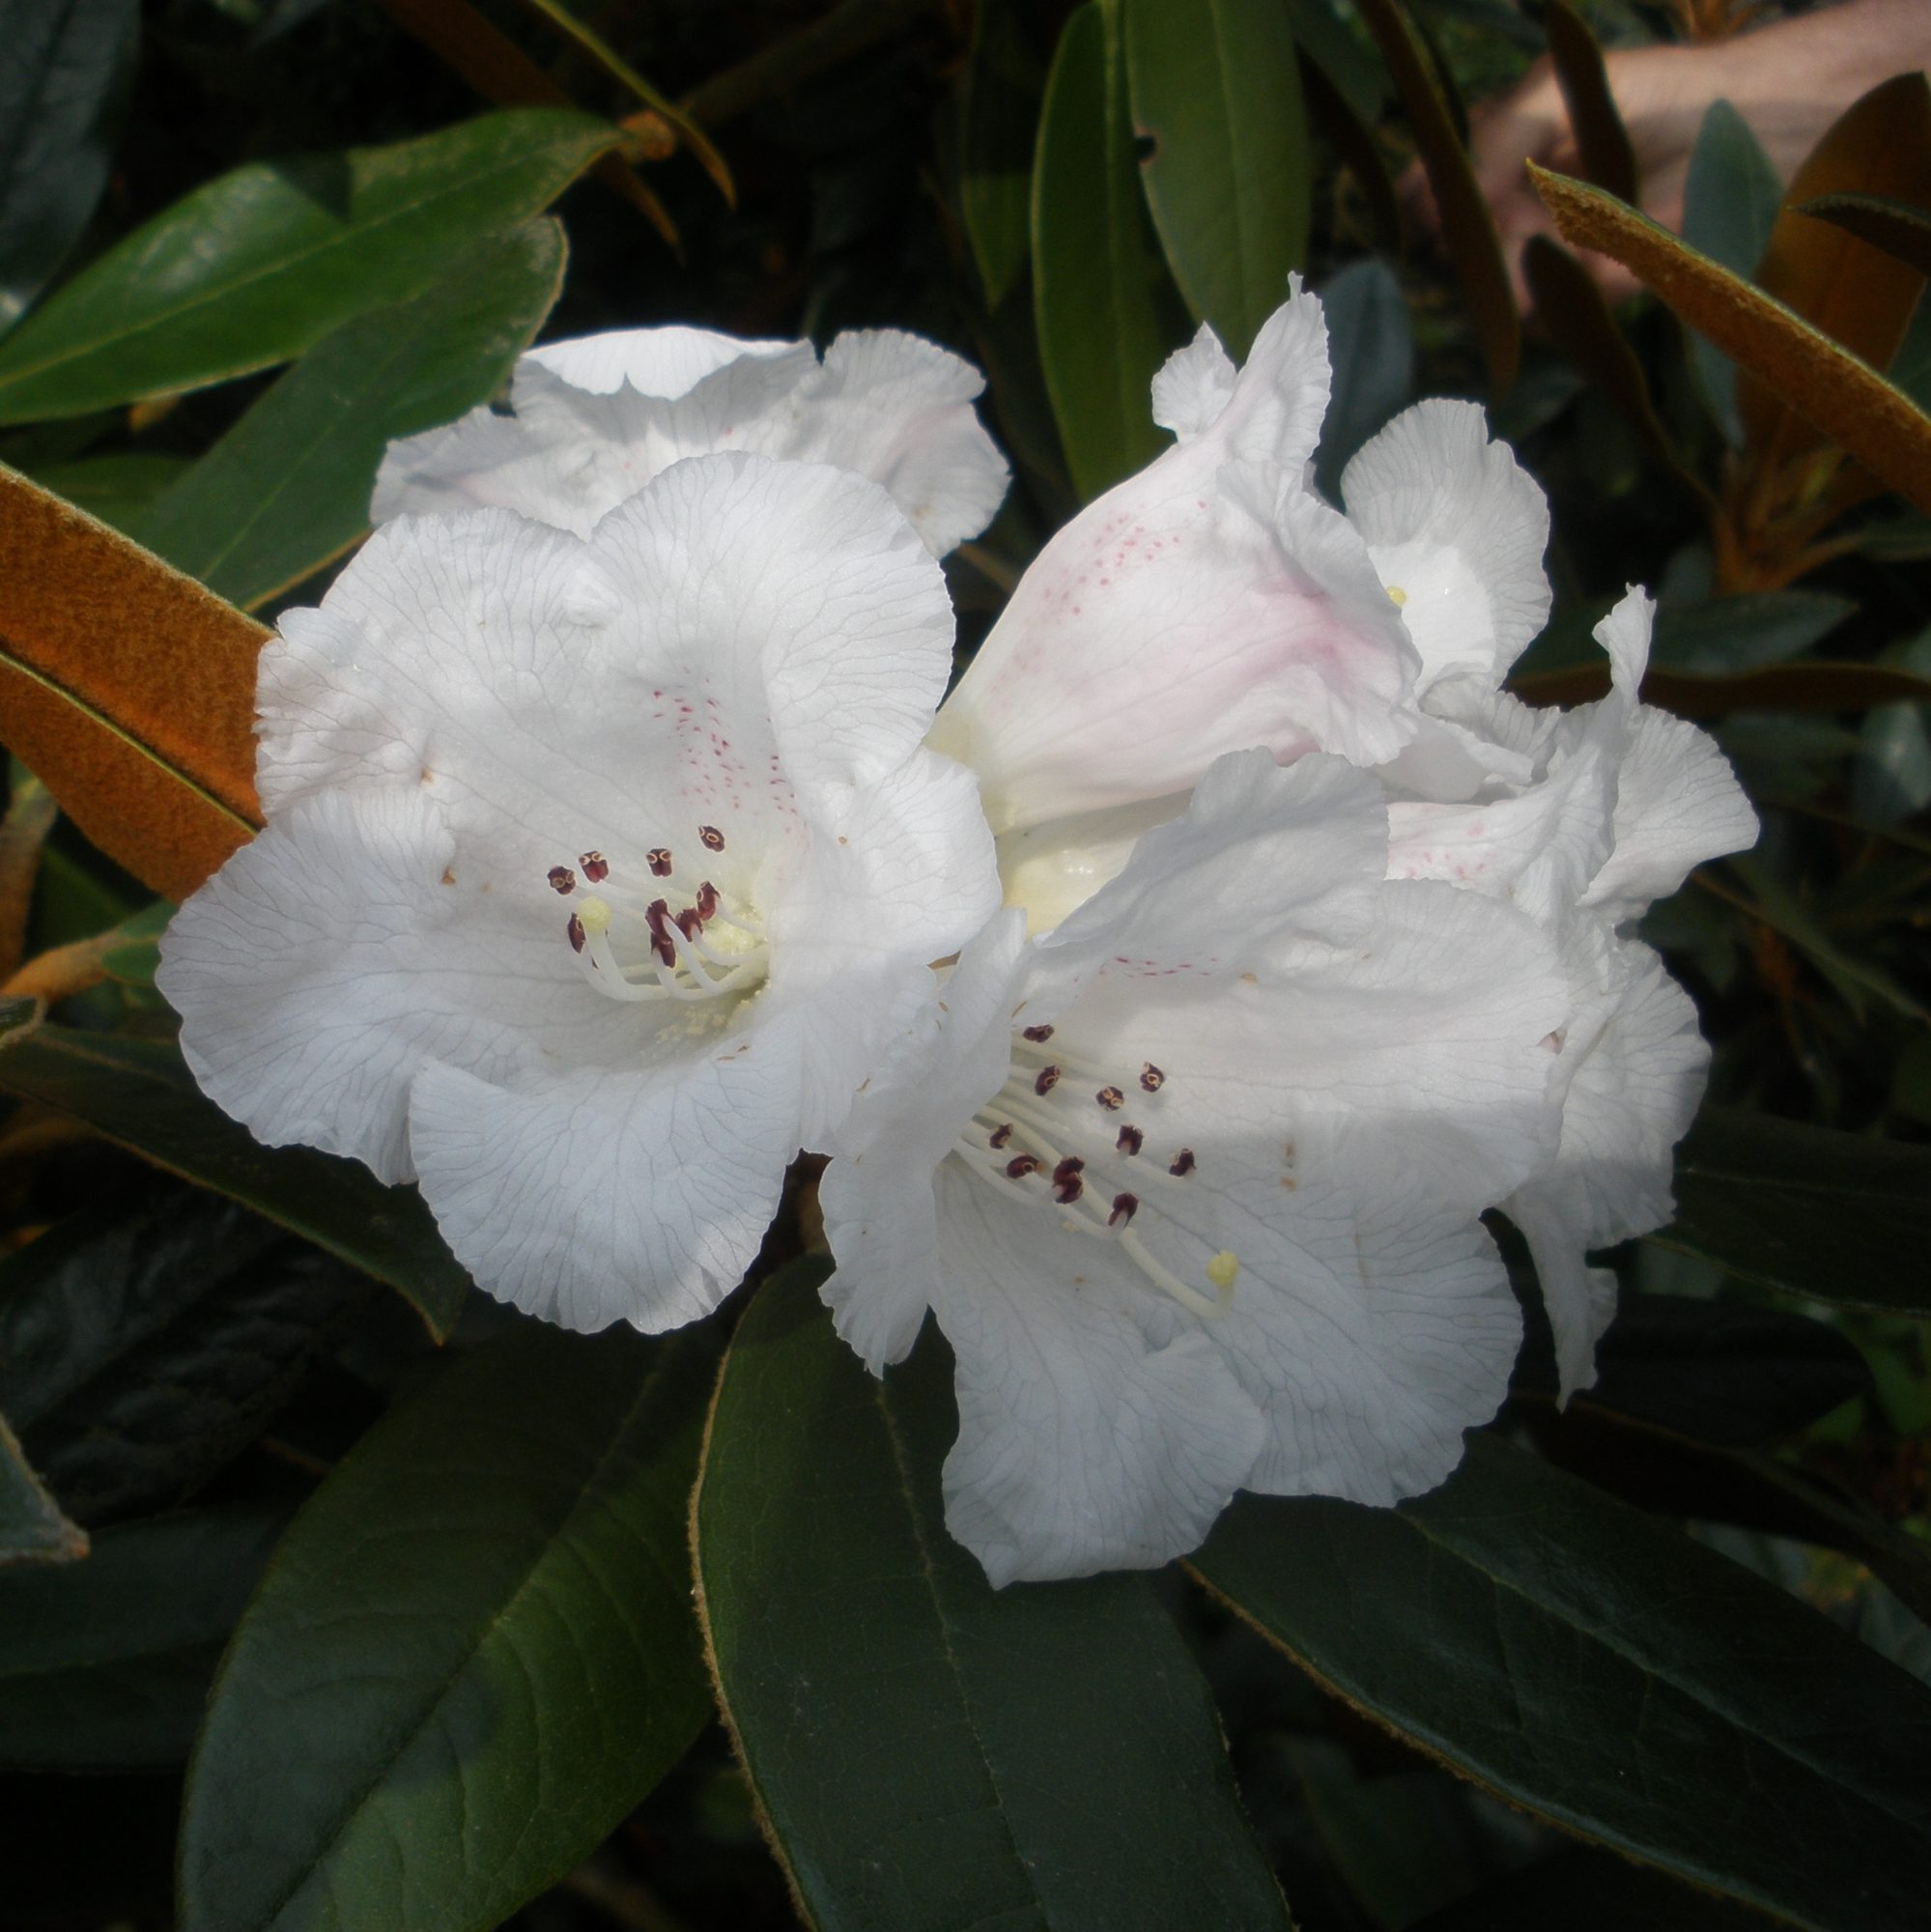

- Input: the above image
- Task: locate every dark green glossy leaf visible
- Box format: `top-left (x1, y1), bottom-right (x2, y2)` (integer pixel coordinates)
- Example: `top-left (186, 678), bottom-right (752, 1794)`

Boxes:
top-left (693, 1263), bottom-right (1292, 1932)
top-left (20, 452), bottom-right (193, 531)
top-left (1033, 1), bottom-right (1175, 499)
top-left (0, 0), bottom-right (138, 331)
top-left (179, 1321), bottom-right (716, 1932)
top-left (1193, 1435), bottom-right (1931, 1932)
top-left (1315, 256), bottom-right (1413, 493)
top-left (0, 1186), bottom-right (366, 1521)
top-left (1281, 0), bottom-right (1386, 128)
top-left (1853, 627), bottom-right (1931, 825)
top-left (1681, 99), bottom-right (1783, 444)
top-left (1650, 589), bottom-right (1855, 675)
top-left (0, 1501), bottom-right (286, 1769)
top-left (1125, 0), bottom-right (1310, 359)
top-left (0, 1412), bottom-right (84, 1565)
top-left (129, 220), bottom-right (564, 611)
top-left (1519, 1293), bottom-right (1873, 1448)
top-left (0, 109), bottom-right (614, 424)
top-left (1412, 1846), bottom-right (1772, 1931)
top-left (0, 1000), bottom-right (469, 1339)
top-left (960, 0), bottom-right (1048, 309)
top-left (1655, 1107), bottom-right (1931, 1316)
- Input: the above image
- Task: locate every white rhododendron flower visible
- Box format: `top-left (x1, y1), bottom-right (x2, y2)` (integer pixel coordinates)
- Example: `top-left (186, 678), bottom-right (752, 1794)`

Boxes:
top-left (158, 453), bottom-right (998, 1332)
top-left (822, 751), bottom-right (1571, 1584)
top-left (373, 324), bottom-right (1009, 558)
top-left (927, 287), bottom-right (1421, 834)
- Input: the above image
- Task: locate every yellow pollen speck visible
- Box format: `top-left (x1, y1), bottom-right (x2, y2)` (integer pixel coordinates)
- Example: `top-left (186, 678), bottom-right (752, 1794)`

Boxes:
top-left (578, 895), bottom-right (612, 935)
top-left (1206, 1251), bottom-right (1239, 1291)
top-left (1386, 585), bottom-right (1407, 608)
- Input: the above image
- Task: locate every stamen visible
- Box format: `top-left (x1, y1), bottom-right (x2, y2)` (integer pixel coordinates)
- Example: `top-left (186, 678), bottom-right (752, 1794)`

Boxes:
top-left (1051, 1156), bottom-right (1085, 1204)
top-left (647, 848), bottom-right (673, 877)
top-left (1034, 1065), bottom-right (1062, 1095)
top-left (1095, 1086), bottom-right (1124, 1111)
top-left (548, 866), bottom-right (576, 895)
top-left (1140, 1063), bottom-right (1165, 1092)
top-left (698, 824), bottom-right (725, 852)
top-left (988, 1123), bottom-right (1014, 1150)
top-left (1109, 1192), bottom-right (1138, 1227)
top-left (1022, 1024), bottom-right (1055, 1042)
top-left (1169, 1148), bottom-right (1196, 1177)
top-left (1117, 1124), bottom-right (1144, 1155)
top-left (580, 851), bottom-right (610, 883)
top-left (1006, 1152), bottom-right (1041, 1179)
top-left (696, 881), bottom-right (719, 921)
top-left (567, 913), bottom-right (586, 952)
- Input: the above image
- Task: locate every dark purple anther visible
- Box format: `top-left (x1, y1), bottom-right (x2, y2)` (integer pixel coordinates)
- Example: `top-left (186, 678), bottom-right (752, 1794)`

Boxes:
top-left (548, 867), bottom-right (576, 895)
top-left (579, 851), bottom-right (610, 884)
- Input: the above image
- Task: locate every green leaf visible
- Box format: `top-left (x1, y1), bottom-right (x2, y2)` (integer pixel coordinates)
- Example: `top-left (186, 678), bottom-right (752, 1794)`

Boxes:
top-left (1193, 1435), bottom-right (1931, 1932)
top-left (1649, 589), bottom-right (1855, 674)
top-left (1280, 0), bottom-right (1386, 128)
top-left (0, 1186), bottom-right (367, 1522)
top-left (1681, 99), bottom-right (1787, 444)
top-left (1124, 0), bottom-right (1310, 360)
top-left (179, 1320), bottom-right (716, 1932)
top-left (0, 1411), bottom-right (84, 1566)
top-left (0, 1501), bottom-right (286, 1769)
top-left (1033, 1), bottom-right (1176, 499)
top-left (960, 0), bottom-right (1049, 310)
top-left (1853, 626), bottom-right (1931, 825)
top-left (20, 452), bottom-right (194, 531)
top-left (129, 220), bottom-right (565, 611)
top-left (0, 109), bottom-right (616, 425)
top-left (1654, 1107), bottom-right (1931, 1316)
top-left (1519, 1293), bottom-right (1873, 1449)
top-left (1315, 256), bottom-right (1413, 493)
top-left (1411, 1846), bottom-right (1772, 1931)
top-left (692, 1263), bottom-right (1292, 1932)
top-left (1542, 0), bottom-right (1636, 204)
top-left (0, 0), bottom-right (138, 332)
top-left (0, 1000), bottom-right (470, 1339)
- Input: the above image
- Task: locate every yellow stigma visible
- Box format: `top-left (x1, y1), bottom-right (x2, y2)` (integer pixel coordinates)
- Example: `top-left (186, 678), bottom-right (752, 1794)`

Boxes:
top-left (1206, 1250), bottom-right (1239, 1290)
top-left (577, 895), bottom-right (612, 936)
top-left (1386, 584), bottom-right (1407, 608)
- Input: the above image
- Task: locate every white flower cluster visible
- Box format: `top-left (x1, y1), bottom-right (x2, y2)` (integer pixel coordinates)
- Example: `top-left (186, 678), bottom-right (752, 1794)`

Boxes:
top-left (159, 301), bottom-right (1755, 1585)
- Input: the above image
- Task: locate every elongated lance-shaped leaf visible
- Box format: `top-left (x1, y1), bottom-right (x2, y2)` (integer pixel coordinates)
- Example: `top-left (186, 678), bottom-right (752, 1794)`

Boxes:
top-left (1355, 0), bottom-right (1518, 391)
top-left (1529, 165), bottom-right (1931, 517)
top-left (1651, 1106), bottom-right (1931, 1315)
top-left (1541, 0), bottom-right (1635, 203)
top-left (0, 1000), bottom-right (470, 1341)
top-left (1739, 74), bottom-right (1931, 469)
top-left (1124, 0), bottom-right (1311, 360)
top-left (0, 464), bottom-right (263, 902)
top-left (178, 1321), bottom-right (717, 1932)
top-left (1192, 1434), bottom-right (1931, 1932)
top-left (0, 1502), bottom-right (288, 1769)
top-left (1033, 0), bottom-right (1177, 500)
top-left (131, 220), bottom-right (567, 611)
top-left (0, 109), bottom-right (616, 424)
top-left (693, 1264), bottom-right (1292, 1932)
top-left (1797, 191), bottom-right (1931, 278)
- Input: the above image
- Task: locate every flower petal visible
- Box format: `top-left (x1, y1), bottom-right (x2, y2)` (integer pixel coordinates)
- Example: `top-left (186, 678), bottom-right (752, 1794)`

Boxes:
top-left (767, 750), bottom-right (1000, 1144)
top-left (524, 325), bottom-right (798, 397)
top-left (818, 911), bottom-right (1031, 1373)
top-left (408, 1036), bottom-right (800, 1335)
top-left (930, 1159), bottom-right (1266, 1585)
top-left (931, 470), bottom-right (1418, 833)
top-left (157, 784), bottom-right (639, 1184)
top-left (1509, 930), bottom-right (1710, 1396)
top-left (1150, 324), bottom-right (1237, 440)
top-left (1342, 399), bottom-right (1551, 690)
top-left (1035, 750), bottom-right (1388, 984)
top-left (778, 328), bottom-right (1009, 556)
top-left (1582, 705), bottom-right (1759, 919)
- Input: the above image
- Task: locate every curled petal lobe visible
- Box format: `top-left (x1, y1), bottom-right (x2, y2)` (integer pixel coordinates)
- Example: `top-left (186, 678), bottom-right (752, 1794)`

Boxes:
top-left (1150, 325), bottom-right (1238, 440)
top-left (374, 324), bottom-right (1006, 555)
top-left (408, 1044), bottom-right (798, 1334)
top-left (1342, 399), bottom-right (1551, 690)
